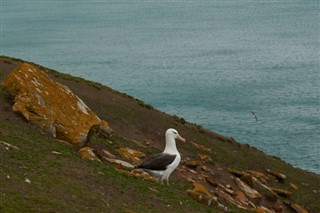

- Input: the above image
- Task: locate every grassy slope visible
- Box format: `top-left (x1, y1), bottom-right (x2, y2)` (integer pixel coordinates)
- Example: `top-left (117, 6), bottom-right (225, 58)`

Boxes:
top-left (0, 56), bottom-right (319, 212)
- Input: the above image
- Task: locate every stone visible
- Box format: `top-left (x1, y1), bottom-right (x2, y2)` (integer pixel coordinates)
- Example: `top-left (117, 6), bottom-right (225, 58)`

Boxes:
top-left (102, 149), bottom-right (116, 159)
top-left (234, 177), bottom-right (262, 199)
top-left (198, 154), bottom-right (209, 161)
top-left (241, 174), bottom-right (278, 201)
top-left (266, 169), bottom-right (286, 181)
top-left (234, 191), bottom-right (255, 208)
top-left (184, 160), bottom-right (202, 168)
top-left (228, 168), bottom-right (245, 177)
top-left (2, 63), bottom-right (106, 144)
top-left (192, 182), bottom-right (211, 197)
top-left (190, 141), bottom-right (212, 153)
top-left (104, 157), bottom-right (134, 168)
top-left (52, 151), bottom-right (62, 155)
top-left (149, 187), bottom-right (159, 193)
top-left (79, 147), bottom-right (100, 161)
top-left (217, 183), bottom-right (233, 195)
top-left (24, 178), bottom-right (31, 184)
top-left (291, 203), bottom-right (309, 213)
top-left (99, 120), bottom-right (113, 138)
top-left (201, 166), bottom-right (209, 172)
top-left (124, 210), bottom-right (137, 213)
top-left (253, 206), bottom-right (273, 213)
top-left (144, 139), bottom-right (153, 146)
top-left (130, 169), bottom-right (154, 181)
top-left (206, 177), bottom-right (219, 187)
top-left (290, 183), bottom-right (299, 190)
top-left (187, 168), bottom-right (197, 174)
top-left (247, 170), bottom-right (269, 184)
top-left (117, 147), bottom-right (146, 164)
top-left (216, 188), bottom-right (252, 210)
top-left (0, 141), bottom-right (19, 150)
top-left (270, 187), bottom-right (292, 197)
top-left (187, 178), bottom-right (195, 183)
top-left (186, 182), bottom-right (227, 210)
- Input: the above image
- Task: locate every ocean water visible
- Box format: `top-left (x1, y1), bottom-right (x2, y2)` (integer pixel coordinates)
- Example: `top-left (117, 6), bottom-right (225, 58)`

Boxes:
top-left (1, 0), bottom-right (319, 174)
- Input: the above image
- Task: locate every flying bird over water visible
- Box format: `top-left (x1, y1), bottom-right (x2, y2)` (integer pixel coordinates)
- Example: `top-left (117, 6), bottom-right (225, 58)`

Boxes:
top-left (135, 128), bottom-right (186, 185)
top-left (251, 111), bottom-right (258, 122)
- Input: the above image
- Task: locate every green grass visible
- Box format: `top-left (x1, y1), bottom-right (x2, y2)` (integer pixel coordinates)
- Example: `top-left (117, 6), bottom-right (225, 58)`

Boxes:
top-left (0, 97), bottom-right (217, 212)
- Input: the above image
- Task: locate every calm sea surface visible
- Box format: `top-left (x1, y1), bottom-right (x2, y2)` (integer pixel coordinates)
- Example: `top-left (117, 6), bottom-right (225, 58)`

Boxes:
top-left (2, 0), bottom-right (319, 174)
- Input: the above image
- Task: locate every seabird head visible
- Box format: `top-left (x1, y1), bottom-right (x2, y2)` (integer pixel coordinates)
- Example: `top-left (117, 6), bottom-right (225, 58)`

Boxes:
top-left (166, 128), bottom-right (186, 143)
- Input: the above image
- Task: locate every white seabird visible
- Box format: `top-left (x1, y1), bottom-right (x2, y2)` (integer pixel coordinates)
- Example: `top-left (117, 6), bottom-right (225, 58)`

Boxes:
top-left (135, 128), bottom-right (186, 185)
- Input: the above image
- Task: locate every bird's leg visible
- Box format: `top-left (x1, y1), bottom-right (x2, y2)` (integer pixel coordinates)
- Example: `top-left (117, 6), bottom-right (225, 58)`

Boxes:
top-left (160, 177), bottom-right (164, 185)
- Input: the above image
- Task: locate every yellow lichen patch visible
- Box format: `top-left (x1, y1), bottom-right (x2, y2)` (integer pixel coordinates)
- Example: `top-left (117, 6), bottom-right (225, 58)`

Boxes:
top-left (198, 153), bottom-right (209, 161)
top-left (186, 182), bottom-right (228, 210)
top-left (117, 147), bottom-right (146, 164)
top-left (2, 63), bottom-right (103, 144)
top-left (130, 169), bottom-right (154, 181)
top-left (192, 182), bottom-right (211, 197)
top-left (234, 191), bottom-right (254, 208)
top-left (79, 147), bottom-right (100, 161)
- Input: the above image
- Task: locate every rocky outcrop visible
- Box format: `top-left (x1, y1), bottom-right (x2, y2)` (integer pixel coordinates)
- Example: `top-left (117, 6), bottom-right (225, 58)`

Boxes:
top-left (2, 63), bottom-right (111, 144)
top-left (93, 141), bottom-right (310, 212)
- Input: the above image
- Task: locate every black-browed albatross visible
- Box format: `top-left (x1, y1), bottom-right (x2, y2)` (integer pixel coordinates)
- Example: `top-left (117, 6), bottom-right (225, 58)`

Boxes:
top-left (135, 128), bottom-right (186, 185)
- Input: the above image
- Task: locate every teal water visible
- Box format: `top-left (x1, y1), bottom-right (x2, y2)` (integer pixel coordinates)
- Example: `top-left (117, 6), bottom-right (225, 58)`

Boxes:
top-left (1, 0), bottom-right (319, 173)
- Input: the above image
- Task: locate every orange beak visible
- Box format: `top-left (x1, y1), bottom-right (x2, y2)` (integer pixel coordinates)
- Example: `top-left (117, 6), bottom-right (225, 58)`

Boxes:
top-left (177, 134), bottom-right (186, 143)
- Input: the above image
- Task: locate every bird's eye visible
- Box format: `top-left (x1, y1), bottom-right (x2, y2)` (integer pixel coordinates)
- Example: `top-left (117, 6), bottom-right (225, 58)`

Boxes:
top-left (173, 131), bottom-right (177, 134)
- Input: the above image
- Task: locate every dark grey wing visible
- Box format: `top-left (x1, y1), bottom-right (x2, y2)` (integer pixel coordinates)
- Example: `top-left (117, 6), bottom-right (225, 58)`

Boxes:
top-left (136, 153), bottom-right (176, 170)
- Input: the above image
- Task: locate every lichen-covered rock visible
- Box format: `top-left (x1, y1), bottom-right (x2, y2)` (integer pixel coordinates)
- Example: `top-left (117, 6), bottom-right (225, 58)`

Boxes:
top-left (270, 187), bottom-right (292, 197)
top-left (266, 169), bottom-right (286, 181)
top-left (190, 141), bottom-right (212, 153)
top-left (2, 63), bottom-right (105, 144)
top-left (79, 147), bottom-right (100, 161)
top-left (241, 174), bottom-right (278, 202)
top-left (184, 160), bottom-right (202, 168)
top-left (186, 182), bottom-right (229, 211)
top-left (105, 158), bottom-right (134, 168)
top-left (234, 177), bottom-right (262, 199)
top-left (117, 147), bottom-right (146, 164)
top-left (198, 154), bottom-right (210, 161)
top-left (253, 206), bottom-right (273, 213)
top-left (130, 169), bottom-right (154, 181)
top-left (192, 182), bottom-right (211, 197)
top-left (291, 203), bottom-right (309, 213)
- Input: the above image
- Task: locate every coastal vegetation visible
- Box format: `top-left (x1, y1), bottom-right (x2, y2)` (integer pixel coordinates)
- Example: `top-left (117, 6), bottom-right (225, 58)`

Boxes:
top-left (1, 56), bottom-right (319, 213)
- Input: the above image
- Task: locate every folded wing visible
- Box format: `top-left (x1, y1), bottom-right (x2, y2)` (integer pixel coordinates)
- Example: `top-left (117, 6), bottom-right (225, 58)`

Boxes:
top-left (136, 153), bottom-right (176, 171)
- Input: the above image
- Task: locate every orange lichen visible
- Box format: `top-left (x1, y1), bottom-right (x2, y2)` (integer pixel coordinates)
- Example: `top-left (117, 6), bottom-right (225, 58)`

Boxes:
top-left (2, 63), bottom-right (102, 144)
top-left (117, 147), bottom-right (146, 164)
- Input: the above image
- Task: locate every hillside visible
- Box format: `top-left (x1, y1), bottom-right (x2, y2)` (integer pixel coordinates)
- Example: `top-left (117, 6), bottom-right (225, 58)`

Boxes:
top-left (0, 56), bottom-right (319, 213)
